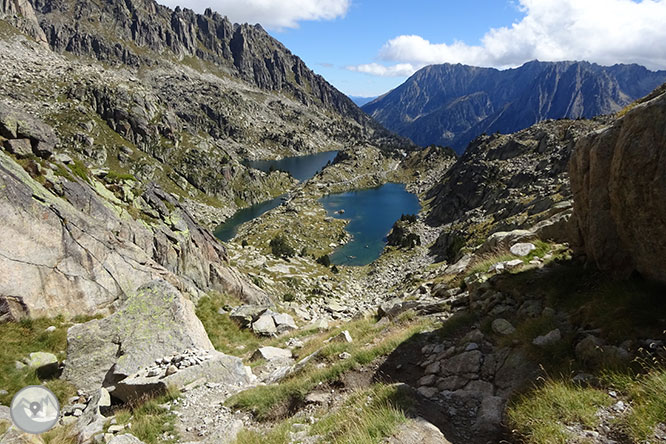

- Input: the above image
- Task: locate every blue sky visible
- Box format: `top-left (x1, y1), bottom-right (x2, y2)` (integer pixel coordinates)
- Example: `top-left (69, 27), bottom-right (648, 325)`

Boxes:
top-left (271, 1), bottom-right (523, 97)
top-left (159, 0), bottom-right (666, 97)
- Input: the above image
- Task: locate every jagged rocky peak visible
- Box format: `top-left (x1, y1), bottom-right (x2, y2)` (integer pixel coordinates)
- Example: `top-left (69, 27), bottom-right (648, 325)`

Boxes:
top-left (25, 0), bottom-right (377, 130)
top-left (0, 0), bottom-right (48, 45)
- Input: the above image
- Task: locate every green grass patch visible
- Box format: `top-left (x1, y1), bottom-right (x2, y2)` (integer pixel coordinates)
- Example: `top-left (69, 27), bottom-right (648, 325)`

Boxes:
top-left (0, 421), bottom-right (9, 436)
top-left (310, 384), bottom-right (409, 444)
top-left (42, 424), bottom-right (77, 444)
top-left (231, 420), bottom-right (296, 444)
top-left (227, 316), bottom-right (433, 421)
top-left (507, 379), bottom-right (612, 444)
top-left (195, 292), bottom-right (267, 356)
top-left (69, 159), bottom-right (90, 182)
top-left (0, 316), bottom-right (86, 406)
top-left (111, 386), bottom-right (181, 444)
top-left (605, 368), bottom-right (666, 441)
top-left (105, 170), bottom-right (137, 182)
top-left (465, 253), bottom-right (517, 278)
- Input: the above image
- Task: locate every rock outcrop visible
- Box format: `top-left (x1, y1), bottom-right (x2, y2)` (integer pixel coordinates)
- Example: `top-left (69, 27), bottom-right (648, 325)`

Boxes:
top-left (0, 145), bottom-right (268, 320)
top-left (61, 280), bottom-right (215, 392)
top-left (570, 84), bottom-right (666, 282)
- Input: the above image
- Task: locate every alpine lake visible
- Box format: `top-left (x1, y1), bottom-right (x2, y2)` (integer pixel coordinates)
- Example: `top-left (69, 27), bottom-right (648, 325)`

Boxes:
top-left (214, 151), bottom-right (420, 266)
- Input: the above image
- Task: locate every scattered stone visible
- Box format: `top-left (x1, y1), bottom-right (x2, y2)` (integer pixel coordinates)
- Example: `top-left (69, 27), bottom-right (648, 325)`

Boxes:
top-left (25, 352), bottom-right (59, 378)
top-left (474, 396), bottom-right (505, 433)
top-left (251, 346), bottom-right (293, 361)
top-left (418, 374), bottom-right (437, 386)
top-left (252, 312), bottom-right (278, 336)
top-left (417, 386), bottom-right (438, 399)
top-left (304, 392), bottom-right (331, 405)
top-left (113, 351), bottom-right (249, 403)
top-left (45, 326), bottom-right (57, 333)
top-left (326, 301), bottom-right (346, 313)
top-left (165, 365), bottom-right (178, 376)
top-left (504, 259), bottom-right (524, 271)
top-left (305, 319), bottom-right (329, 331)
top-left (272, 312), bottom-right (297, 333)
top-left (532, 329), bottom-right (561, 347)
top-left (378, 298), bottom-right (419, 319)
top-left (338, 352), bottom-right (352, 360)
top-left (229, 305), bottom-right (268, 328)
top-left (488, 262), bottom-right (505, 274)
top-left (3, 139), bottom-right (32, 157)
top-left (327, 330), bottom-right (353, 343)
top-left (510, 242), bottom-right (536, 257)
top-left (387, 417), bottom-right (452, 444)
top-left (107, 425), bottom-right (125, 434)
top-left (107, 434), bottom-right (146, 444)
top-left (491, 319), bottom-right (516, 335)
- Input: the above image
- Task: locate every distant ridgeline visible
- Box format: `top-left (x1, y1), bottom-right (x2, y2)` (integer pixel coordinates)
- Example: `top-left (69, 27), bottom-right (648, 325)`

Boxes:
top-left (363, 60), bottom-right (666, 153)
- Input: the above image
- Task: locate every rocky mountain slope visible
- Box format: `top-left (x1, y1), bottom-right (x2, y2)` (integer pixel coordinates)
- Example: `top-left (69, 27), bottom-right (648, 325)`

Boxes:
top-left (363, 60), bottom-right (666, 153)
top-left (1, 0), bottom-right (410, 228)
top-left (424, 115), bottom-right (611, 262)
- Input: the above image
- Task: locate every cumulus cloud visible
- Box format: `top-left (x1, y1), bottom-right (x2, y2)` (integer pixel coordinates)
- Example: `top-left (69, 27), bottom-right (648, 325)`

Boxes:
top-left (350, 0), bottom-right (666, 76)
top-left (158, 0), bottom-right (350, 30)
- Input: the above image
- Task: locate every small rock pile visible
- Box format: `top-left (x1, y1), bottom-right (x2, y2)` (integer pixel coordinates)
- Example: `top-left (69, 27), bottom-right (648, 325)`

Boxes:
top-left (143, 349), bottom-right (213, 378)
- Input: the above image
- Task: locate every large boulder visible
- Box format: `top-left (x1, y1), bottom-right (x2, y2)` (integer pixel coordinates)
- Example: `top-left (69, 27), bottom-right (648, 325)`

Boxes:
top-left (61, 280), bottom-right (214, 392)
top-left (570, 86), bottom-right (666, 283)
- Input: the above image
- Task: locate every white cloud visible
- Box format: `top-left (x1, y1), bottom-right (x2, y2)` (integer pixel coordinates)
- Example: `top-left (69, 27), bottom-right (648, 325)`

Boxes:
top-left (158, 0), bottom-right (350, 30)
top-left (346, 63), bottom-right (417, 77)
top-left (349, 0), bottom-right (666, 76)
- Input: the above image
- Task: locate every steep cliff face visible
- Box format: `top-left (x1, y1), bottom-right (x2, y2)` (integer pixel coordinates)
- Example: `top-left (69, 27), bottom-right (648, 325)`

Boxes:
top-left (363, 61), bottom-right (666, 153)
top-left (570, 84), bottom-right (666, 283)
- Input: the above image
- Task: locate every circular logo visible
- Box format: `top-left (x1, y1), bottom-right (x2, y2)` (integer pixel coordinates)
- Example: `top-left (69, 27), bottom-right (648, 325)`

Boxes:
top-left (10, 386), bottom-right (60, 434)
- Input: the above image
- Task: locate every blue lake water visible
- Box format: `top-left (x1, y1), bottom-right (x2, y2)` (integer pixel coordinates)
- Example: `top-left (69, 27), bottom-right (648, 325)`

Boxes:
top-left (319, 183), bottom-right (421, 266)
top-left (215, 151), bottom-right (338, 242)
top-left (246, 150), bottom-right (338, 182)
top-left (213, 195), bottom-right (285, 242)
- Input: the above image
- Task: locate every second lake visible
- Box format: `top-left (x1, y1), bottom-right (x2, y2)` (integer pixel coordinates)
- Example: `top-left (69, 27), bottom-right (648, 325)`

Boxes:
top-left (319, 183), bottom-right (421, 266)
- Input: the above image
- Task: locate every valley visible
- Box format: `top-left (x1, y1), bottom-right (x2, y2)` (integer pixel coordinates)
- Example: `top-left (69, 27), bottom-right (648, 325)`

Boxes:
top-left (0, 1), bottom-right (665, 444)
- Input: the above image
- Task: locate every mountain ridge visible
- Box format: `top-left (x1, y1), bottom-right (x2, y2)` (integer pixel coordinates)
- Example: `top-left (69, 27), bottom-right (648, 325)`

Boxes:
top-left (363, 60), bottom-right (666, 153)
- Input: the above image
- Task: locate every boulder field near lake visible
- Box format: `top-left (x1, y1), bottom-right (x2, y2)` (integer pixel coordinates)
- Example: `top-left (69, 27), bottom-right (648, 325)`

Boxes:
top-left (1, 1), bottom-right (666, 444)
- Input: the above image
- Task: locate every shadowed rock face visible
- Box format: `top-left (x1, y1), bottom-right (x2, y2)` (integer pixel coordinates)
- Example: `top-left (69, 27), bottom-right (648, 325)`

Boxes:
top-left (363, 61), bottom-right (666, 153)
top-left (570, 85), bottom-right (666, 283)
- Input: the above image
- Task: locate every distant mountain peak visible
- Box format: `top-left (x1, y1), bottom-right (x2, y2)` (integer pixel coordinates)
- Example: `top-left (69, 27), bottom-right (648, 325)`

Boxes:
top-left (363, 60), bottom-right (666, 153)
